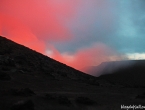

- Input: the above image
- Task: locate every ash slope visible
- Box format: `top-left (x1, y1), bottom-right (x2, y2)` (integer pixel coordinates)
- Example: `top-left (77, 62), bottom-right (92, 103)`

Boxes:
top-left (0, 36), bottom-right (98, 84)
top-left (0, 36), bottom-right (99, 110)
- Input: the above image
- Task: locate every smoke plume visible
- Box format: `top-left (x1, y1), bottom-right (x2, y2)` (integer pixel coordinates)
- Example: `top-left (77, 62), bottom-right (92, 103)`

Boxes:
top-left (0, 0), bottom-right (128, 73)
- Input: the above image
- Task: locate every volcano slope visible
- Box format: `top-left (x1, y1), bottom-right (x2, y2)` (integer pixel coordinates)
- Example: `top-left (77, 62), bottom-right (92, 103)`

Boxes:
top-left (0, 36), bottom-right (145, 110)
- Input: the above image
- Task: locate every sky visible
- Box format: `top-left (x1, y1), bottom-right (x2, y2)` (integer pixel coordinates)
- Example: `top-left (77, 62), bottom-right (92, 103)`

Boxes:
top-left (0, 0), bottom-right (145, 72)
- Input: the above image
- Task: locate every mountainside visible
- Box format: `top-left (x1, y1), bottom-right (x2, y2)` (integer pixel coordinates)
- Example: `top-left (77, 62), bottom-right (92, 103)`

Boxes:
top-left (0, 36), bottom-right (100, 110)
top-left (88, 60), bottom-right (145, 87)
top-left (0, 36), bottom-right (145, 110)
top-left (0, 36), bottom-right (98, 83)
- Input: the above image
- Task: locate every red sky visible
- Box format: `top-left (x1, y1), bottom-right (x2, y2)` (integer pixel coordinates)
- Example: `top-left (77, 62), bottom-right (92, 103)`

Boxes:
top-left (0, 0), bottom-right (130, 73)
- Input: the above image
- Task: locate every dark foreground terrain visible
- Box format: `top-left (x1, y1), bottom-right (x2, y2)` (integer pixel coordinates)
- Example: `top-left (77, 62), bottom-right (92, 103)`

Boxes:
top-left (0, 36), bottom-right (145, 110)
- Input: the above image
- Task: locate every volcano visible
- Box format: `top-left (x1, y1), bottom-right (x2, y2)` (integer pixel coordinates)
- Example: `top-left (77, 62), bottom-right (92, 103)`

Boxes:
top-left (0, 36), bottom-right (145, 110)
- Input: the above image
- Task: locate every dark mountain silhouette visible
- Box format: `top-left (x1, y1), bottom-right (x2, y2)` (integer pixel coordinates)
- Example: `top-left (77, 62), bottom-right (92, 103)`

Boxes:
top-left (0, 36), bottom-right (98, 83)
top-left (0, 36), bottom-right (100, 110)
top-left (0, 36), bottom-right (145, 110)
top-left (88, 60), bottom-right (145, 87)
top-left (86, 60), bottom-right (135, 76)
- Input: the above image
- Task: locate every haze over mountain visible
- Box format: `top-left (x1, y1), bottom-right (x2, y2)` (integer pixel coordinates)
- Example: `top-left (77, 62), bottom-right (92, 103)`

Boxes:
top-left (0, 36), bottom-right (145, 110)
top-left (87, 60), bottom-right (145, 87)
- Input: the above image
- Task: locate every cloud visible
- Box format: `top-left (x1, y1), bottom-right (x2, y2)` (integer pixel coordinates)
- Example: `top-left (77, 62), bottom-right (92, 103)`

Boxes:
top-left (0, 13), bottom-right (45, 53)
top-left (110, 0), bottom-right (145, 53)
top-left (0, 0), bottom-right (145, 73)
top-left (48, 43), bottom-right (127, 72)
top-left (127, 53), bottom-right (145, 60)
